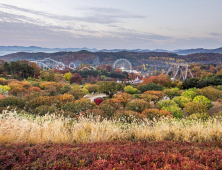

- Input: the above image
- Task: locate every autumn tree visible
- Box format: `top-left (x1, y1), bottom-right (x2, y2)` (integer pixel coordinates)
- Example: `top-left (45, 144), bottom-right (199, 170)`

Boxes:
top-left (98, 81), bottom-right (118, 98)
top-left (70, 73), bottom-right (83, 84)
top-left (124, 85), bottom-right (137, 94)
top-left (126, 99), bottom-right (150, 113)
top-left (64, 72), bottom-right (72, 81)
top-left (114, 93), bottom-right (133, 108)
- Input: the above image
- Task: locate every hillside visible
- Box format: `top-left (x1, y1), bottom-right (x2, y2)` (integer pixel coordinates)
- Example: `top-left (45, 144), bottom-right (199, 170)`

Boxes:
top-left (0, 51), bottom-right (222, 68)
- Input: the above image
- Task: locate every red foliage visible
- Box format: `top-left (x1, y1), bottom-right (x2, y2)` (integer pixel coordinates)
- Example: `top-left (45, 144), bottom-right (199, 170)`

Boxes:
top-left (94, 98), bottom-right (103, 105)
top-left (141, 74), bottom-right (171, 87)
top-left (1, 141), bottom-right (222, 169)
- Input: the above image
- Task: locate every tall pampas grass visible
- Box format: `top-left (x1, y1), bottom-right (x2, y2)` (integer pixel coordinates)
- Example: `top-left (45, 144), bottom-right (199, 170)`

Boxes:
top-left (1, 110), bottom-right (222, 144)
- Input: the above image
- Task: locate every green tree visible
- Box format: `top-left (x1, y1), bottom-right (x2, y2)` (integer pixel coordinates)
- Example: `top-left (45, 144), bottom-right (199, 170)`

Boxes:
top-left (124, 85), bottom-right (137, 94)
top-left (184, 102), bottom-right (208, 115)
top-left (172, 96), bottom-right (192, 108)
top-left (126, 99), bottom-right (150, 113)
top-left (193, 95), bottom-right (213, 109)
top-left (181, 90), bottom-right (198, 99)
top-left (98, 81), bottom-right (118, 98)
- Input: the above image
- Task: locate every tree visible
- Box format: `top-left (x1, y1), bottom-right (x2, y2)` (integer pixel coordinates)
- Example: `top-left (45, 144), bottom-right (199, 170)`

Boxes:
top-left (184, 102), bottom-right (208, 115)
top-left (141, 109), bottom-right (172, 120)
top-left (126, 99), bottom-right (150, 113)
top-left (138, 83), bottom-right (163, 93)
top-left (163, 89), bottom-right (179, 99)
top-left (98, 81), bottom-right (118, 98)
top-left (70, 73), bottom-right (83, 84)
top-left (172, 96), bottom-right (192, 108)
top-left (181, 90), bottom-right (198, 99)
top-left (114, 93), bottom-right (133, 108)
top-left (157, 99), bottom-right (177, 109)
top-left (68, 89), bottom-right (84, 100)
top-left (161, 105), bottom-right (183, 118)
top-left (143, 91), bottom-right (165, 101)
top-left (193, 95), bottom-right (213, 109)
top-left (86, 84), bottom-right (99, 94)
top-left (124, 85), bottom-right (137, 94)
top-left (64, 72), bottom-right (72, 81)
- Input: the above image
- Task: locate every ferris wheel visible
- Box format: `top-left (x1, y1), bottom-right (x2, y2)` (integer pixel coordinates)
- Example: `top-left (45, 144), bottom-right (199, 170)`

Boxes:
top-left (113, 59), bottom-right (132, 72)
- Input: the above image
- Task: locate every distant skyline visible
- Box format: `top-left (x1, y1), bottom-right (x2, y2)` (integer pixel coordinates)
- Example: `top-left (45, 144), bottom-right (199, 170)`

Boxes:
top-left (0, 0), bottom-right (222, 50)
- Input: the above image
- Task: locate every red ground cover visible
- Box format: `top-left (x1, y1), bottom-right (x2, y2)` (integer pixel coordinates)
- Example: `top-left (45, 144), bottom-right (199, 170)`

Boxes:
top-left (1, 141), bottom-right (222, 169)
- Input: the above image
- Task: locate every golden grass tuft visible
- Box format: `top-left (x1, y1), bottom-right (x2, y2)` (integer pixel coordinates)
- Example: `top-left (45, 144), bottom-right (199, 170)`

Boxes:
top-left (1, 110), bottom-right (222, 144)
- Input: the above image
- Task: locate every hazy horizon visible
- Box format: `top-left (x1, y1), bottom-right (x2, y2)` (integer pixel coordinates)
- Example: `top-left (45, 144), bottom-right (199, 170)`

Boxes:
top-left (0, 0), bottom-right (222, 50)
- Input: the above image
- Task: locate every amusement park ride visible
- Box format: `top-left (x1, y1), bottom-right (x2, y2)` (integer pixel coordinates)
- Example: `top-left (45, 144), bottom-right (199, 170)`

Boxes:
top-left (31, 58), bottom-right (192, 81)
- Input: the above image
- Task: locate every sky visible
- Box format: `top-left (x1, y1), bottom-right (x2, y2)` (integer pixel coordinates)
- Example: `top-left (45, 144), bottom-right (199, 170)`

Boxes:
top-left (0, 0), bottom-right (222, 50)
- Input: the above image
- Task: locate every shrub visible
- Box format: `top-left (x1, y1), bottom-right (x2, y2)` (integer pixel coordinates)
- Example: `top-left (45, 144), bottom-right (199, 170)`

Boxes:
top-left (62, 98), bottom-right (95, 115)
top-left (68, 89), bottom-right (84, 100)
top-left (59, 84), bottom-right (72, 94)
top-left (181, 90), bottom-right (198, 99)
top-left (141, 109), bottom-right (172, 120)
top-left (0, 97), bottom-right (25, 108)
top-left (46, 85), bottom-right (57, 96)
top-left (39, 82), bottom-right (56, 90)
top-left (157, 99), bottom-right (177, 109)
top-left (34, 105), bottom-right (57, 116)
top-left (103, 98), bottom-right (122, 110)
top-left (8, 82), bottom-right (23, 89)
top-left (0, 85), bottom-right (11, 94)
top-left (9, 87), bottom-right (27, 96)
top-left (98, 103), bottom-right (116, 118)
top-left (82, 87), bottom-right (89, 95)
top-left (0, 78), bottom-right (7, 85)
top-left (162, 105), bottom-right (183, 118)
top-left (140, 94), bottom-right (158, 103)
top-left (193, 95), bottom-right (213, 109)
top-left (195, 86), bottom-right (222, 101)
top-left (163, 89), bottom-right (179, 99)
top-left (0, 94), bottom-right (4, 100)
top-left (126, 99), bottom-right (150, 113)
top-left (115, 110), bottom-right (140, 123)
top-left (138, 83), bottom-right (163, 93)
top-left (25, 96), bottom-right (56, 111)
top-left (55, 93), bottom-right (74, 108)
top-left (124, 85), bottom-right (137, 94)
top-left (172, 96), bottom-right (192, 108)
top-left (184, 102), bottom-right (208, 115)
top-left (94, 98), bottom-right (103, 105)
top-left (28, 87), bottom-right (41, 93)
top-left (143, 91), bottom-right (165, 101)
top-left (188, 113), bottom-right (210, 120)
top-left (114, 93), bottom-right (133, 108)
top-left (86, 84), bottom-right (99, 94)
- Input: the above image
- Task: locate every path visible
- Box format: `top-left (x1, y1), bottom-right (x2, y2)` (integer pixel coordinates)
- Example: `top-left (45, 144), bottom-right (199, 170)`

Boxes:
top-left (86, 94), bottom-right (107, 102)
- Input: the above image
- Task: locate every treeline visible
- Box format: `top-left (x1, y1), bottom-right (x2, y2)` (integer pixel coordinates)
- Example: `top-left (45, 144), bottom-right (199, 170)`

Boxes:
top-left (71, 70), bottom-right (126, 79)
top-left (0, 60), bottom-right (40, 79)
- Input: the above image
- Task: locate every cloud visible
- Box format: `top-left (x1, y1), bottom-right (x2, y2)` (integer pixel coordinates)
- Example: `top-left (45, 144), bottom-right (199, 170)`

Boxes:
top-left (210, 32), bottom-right (222, 37)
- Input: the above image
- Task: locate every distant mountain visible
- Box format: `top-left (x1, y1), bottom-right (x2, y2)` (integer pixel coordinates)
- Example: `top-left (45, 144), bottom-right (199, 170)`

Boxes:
top-left (0, 46), bottom-right (222, 56)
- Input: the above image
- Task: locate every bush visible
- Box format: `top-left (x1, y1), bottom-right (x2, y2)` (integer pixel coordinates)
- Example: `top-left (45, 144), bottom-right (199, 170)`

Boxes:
top-left (62, 98), bottom-right (95, 115)
top-left (188, 113), bottom-right (210, 120)
top-left (193, 95), bottom-right (213, 109)
top-left (157, 99), bottom-right (177, 109)
top-left (124, 85), bottom-right (137, 94)
top-left (140, 94), bottom-right (158, 103)
top-left (39, 82), bottom-right (56, 90)
top-left (184, 102), bottom-right (208, 115)
top-left (163, 89), bottom-right (179, 99)
top-left (94, 98), bottom-right (103, 105)
top-left (55, 93), bottom-right (75, 108)
top-left (126, 99), bottom-right (150, 113)
top-left (86, 85), bottom-right (99, 94)
top-left (9, 87), bottom-right (27, 96)
top-left (138, 83), bottom-right (163, 93)
top-left (34, 105), bottom-right (57, 116)
top-left (0, 85), bottom-right (11, 94)
top-left (59, 84), bottom-right (72, 94)
top-left (0, 97), bottom-right (25, 108)
top-left (68, 89), bottom-right (84, 100)
top-left (28, 87), bottom-right (41, 93)
top-left (114, 93), bottom-right (133, 108)
top-left (143, 91), bottom-right (165, 101)
top-left (141, 109), bottom-right (172, 120)
top-left (25, 96), bottom-right (56, 111)
top-left (181, 90), bottom-right (198, 99)
top-left (115, 110), bottom-right (140, 123)
top-left (162, 105), bottom-right (183, 118)
top-left (172, 96), bottom-right (192, 108)
top-left (98, 103), bottom-right (116, 118)
top-left (195, 86), bottom-right (222, 101)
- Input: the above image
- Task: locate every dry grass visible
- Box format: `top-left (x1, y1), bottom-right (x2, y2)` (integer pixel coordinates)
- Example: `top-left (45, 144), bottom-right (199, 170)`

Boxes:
top-left (1, 110), bottom-right (222, 144)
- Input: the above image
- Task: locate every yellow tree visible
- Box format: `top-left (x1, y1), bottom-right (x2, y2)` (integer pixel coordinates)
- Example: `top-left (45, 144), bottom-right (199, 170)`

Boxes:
top-left (114, 93), bottom-right (133, 108)
top-left (64, 72), bottom-right (72, 81)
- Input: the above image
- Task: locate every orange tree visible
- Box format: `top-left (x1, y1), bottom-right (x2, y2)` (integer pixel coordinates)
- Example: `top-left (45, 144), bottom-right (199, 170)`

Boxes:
top-left (103, 98), bottom-right (122, 110)
top-left (114, 93), bottom-right (133, 108)
top-left (143, 91), bottom-right (165, 102)
top-left (141, 109), bottom-right (172, 120)
top-left (140, 74), bottom-right (172, 87)
top-left (184, 102), bottom-right (208, 115)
